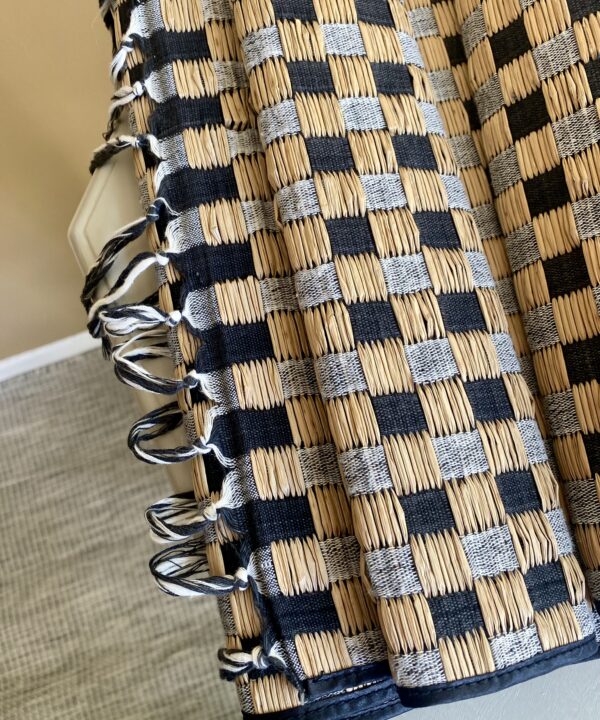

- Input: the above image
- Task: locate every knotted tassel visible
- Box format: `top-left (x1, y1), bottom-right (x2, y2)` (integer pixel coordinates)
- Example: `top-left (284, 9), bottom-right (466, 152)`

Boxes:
top-left (218, 645), bottom-right (287, 680)
top-left (109, 3), bottom-right (149, 81)
top-left (146, 472), bottom-right (239, 542)
top-left (149, 541), bottom-right (251, 597)
top-left (105, 81), bottom-right (145, 139)
top-left (89, 133), bottom-right (162, 173)
top-left (112, 331), bottom-right (201, 394)
top-left (99, 302), bottom-right (181, 337)
top-left (81, 199), bottom-right (168, 310)
top-left (127, 401), bottom-right (234, 466)
top-left (86, 251), bottom-right (171, 337)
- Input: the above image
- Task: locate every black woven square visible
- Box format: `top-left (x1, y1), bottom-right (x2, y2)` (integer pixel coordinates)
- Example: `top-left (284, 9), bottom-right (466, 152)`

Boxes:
top-left (562, 336), bottom-right (600, 385)
top-left (488, 16), bottom-right (530, 68)
top-left (438, 292), bottom-right (487, 332)
top-left (428, 591), bottom-right (485, 638)
top-left (371, 392), bottom-right (427, 436)
top-left (495, 471), bottom-right (543, 514)
top-left (392, 134), bottom-right (437, 169)
top-left (371, 62), bottom-right (413, 95)
top-left (400, 489), bottom-right (456, 536)
top-left (272, 0), bottom-right (317, 21)
top-left (196, 323), bottom-right (274, 368)
top-left (523, 166), bottom-right (570, 218)
top-left (524, 563), bottom-right (571, 612)
top-left (306, 136), bottom-right (355, 172)
top-left (354, 0), bottom-right (395, 26)
top-left (414, 212), bottom-right (461, 248)
top-left (288, 61), bottom-right (335, 94)
top-left (465, 379), bottom-right (513, 422)
top-left (349, 301), bottom-right (401, 342)
top-left (326, 217), bottom-right (376, 256)
top-left (505, 90), bottom-right (549, 140)
top-left (543, 246), bottom-right (590, 298)
top-left (269, 592), bottom-right (342, 638)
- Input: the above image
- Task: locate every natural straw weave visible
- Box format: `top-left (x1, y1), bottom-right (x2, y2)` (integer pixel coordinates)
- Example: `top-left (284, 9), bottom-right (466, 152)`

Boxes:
top-left (406, 0), bottom-right (536, 381)
top-left (250, 0), bottom-right (596, 697)
top-left (88, 0), bottom-right (600, 717)
top-left (453, 0), bottom-right (600, 612)
top-left (104, 1), bottom-right (404, 716)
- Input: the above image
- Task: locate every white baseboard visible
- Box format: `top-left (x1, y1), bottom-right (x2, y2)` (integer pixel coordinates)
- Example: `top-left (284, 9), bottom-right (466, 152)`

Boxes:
top-left (0, 332), bottom-right (100, 383)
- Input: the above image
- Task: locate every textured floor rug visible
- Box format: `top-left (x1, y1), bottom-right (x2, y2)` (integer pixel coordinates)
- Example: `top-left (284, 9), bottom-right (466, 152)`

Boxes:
top-left (0, 349), bottom-right (237, 720)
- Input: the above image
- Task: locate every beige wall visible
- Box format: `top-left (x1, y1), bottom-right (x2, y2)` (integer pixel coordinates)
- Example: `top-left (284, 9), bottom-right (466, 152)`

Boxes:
top-left (0, 2), bottom-right (112, 358)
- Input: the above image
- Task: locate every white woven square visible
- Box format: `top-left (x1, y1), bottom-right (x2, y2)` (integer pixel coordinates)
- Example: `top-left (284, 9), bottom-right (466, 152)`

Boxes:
top-left (339, 445), bottom-right (393, 496)
top-left (461, 525), bottom-right (519, 578)
top-left (404, 338), bottom-right (458, 384)
top-left (432, 430), bottom-right (489, 480)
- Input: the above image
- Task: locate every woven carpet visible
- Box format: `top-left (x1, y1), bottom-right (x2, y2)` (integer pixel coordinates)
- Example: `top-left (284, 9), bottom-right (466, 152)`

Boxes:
top-left (0, 349), bottom-right (237, 720)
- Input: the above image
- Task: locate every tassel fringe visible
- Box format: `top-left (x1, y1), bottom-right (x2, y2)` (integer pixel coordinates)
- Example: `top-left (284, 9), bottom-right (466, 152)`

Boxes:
top-left (149, 541), bottom-right (251, 597)
top-left (88, 0), bottom-right (293, 688)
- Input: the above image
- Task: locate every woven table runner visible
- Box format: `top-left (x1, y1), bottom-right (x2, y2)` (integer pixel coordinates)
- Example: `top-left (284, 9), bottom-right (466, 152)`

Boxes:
top-left (84, 0), bottom-right (600, 717)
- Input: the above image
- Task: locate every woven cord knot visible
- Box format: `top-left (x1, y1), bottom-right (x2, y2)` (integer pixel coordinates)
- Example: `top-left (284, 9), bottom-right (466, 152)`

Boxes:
top-left (218, 644), bottom-right (286, 679)
top-left (145, 472), bottom-right (238, 542)
top-left (149, 541), bottom-right (251, 597)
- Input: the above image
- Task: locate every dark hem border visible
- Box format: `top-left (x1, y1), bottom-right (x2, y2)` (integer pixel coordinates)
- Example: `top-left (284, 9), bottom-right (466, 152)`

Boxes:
top-left (304, 662), bottom-right (389, 699)
top-left (243, 676), bottom-right (407, 720)
top-left (399, 634), bottom-right (598, 707)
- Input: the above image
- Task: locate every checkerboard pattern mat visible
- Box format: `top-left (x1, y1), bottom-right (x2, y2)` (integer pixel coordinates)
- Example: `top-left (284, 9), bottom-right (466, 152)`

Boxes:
top-left (406, 0), bottom-right (536, 392)
top-left (455, 0), bottom-right (600, 609)
top-left (107, 0), bottom-right (403, 716)
top-left (231, 0), bottom-right (595, 699)
top-left (93, 0), bottom-right (600, 715)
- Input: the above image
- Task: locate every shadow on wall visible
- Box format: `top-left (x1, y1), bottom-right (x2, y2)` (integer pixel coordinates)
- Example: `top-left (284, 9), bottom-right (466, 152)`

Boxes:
top-left (0, 1), bottom-right (112, 358)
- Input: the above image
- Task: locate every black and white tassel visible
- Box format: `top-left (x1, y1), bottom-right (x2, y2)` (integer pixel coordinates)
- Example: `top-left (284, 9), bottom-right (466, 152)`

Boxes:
top-left (90, 133), bottom-right (162, 173)
top-left (127, 401), bottom-right (233, 466)
top-left (105, 81), bottom-right (145, 138)
top-left (145, 472), bottom-right (238, 542)
top-left (145, 493), bottom-right (201, 542)
top-left (86, 251), bottom-right (171, 337)
top-left (99, 302), bottom-right (181, 337)
top-left (111, 331), bottom-right (202, 395)
top-left (149, 542), bottom-right (251, 597)
top-left (81, 199), bottom-right (169, 311)
top-left (109, 3), bottom-right (149, 81)
top-left (110, 37), bottom-right (136, 82)
top-left (112, 333), bottom-right (174, 393)
top-left (126, 401), bottom-right (187, 464)
top-left (218, 645), bottom-right (286, 679)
